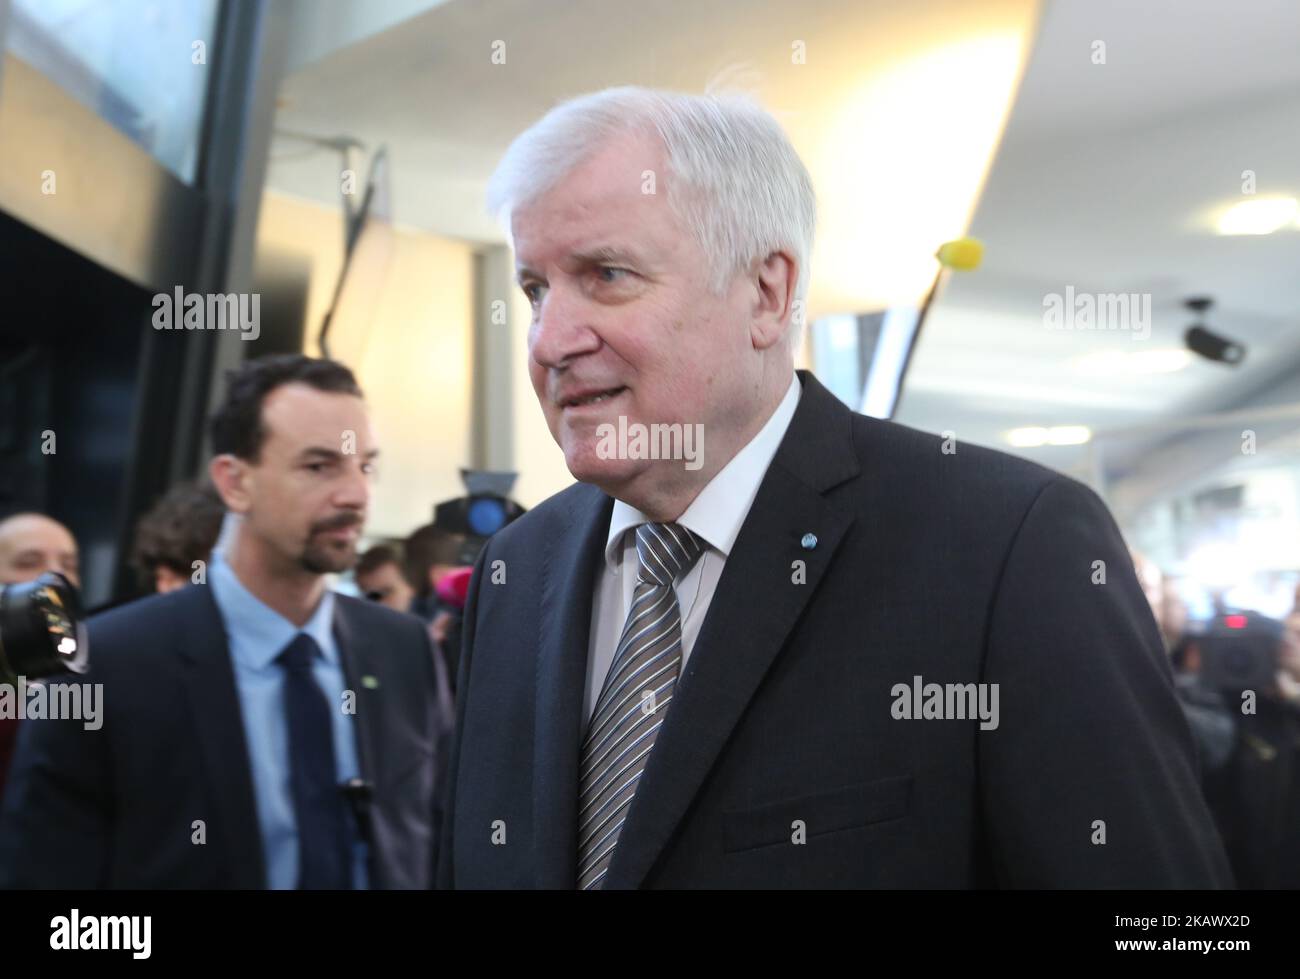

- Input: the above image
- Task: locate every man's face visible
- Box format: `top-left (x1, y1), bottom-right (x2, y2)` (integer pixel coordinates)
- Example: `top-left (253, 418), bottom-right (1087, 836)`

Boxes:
top-left (154, 566), bottom-right (189, 594)
top-left (357, 561), bottom-right (414, 613)
top-left (0, 514), bottom-right (79, 587)
top-left (513, 130), bottom-right (764, 501)
top-left (220, 383), bottom-right (377, 576)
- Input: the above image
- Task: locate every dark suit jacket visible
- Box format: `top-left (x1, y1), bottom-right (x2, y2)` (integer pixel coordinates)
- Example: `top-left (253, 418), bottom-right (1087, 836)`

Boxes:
top-left (437, 370), bottom-right (1232, 888)
top-left (0, 583), bottom-right (443, 889)
top-left (0, 718), bottom-right (18, 806)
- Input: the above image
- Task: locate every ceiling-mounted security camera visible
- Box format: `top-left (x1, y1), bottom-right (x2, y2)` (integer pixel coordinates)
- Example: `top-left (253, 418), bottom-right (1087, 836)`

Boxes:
top-left (1183, 296), bottom-right (1245, 366)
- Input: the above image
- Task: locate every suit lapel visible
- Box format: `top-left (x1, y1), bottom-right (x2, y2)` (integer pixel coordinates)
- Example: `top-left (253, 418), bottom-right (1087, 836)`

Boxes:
top-left (177, 585), bottom-right (266, 888)
top-left (604, 371), bottom-right (861, 888)
top-left (532, 485), bottom-right (613, 888)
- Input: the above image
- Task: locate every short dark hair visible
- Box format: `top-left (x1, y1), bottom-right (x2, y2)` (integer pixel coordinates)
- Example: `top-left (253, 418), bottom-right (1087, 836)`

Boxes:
top-left (131, 480), bottom-right (225, 588)
top-left (209, 354), bottom-right (363, 461)
top-left (356, 543), bottom-right (402, 579)
top-left (403, 523), bottom-right (467, 597)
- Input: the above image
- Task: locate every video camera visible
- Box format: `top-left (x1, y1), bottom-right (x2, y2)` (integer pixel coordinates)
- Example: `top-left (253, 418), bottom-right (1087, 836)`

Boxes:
top-left (432, 469), bottom-right (526, 565)
top-left (1197, 611), bottom-right (1283, 694)
top-left (0, 571), bottom-right (88, 683)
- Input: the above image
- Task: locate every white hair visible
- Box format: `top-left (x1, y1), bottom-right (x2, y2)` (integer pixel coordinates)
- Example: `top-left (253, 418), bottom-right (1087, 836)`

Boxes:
top-left (487, 86), bottom-right (817, 315)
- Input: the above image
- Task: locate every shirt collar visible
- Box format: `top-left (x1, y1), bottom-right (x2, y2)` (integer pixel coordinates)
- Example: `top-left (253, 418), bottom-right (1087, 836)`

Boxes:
top-left (605, 373), bottom-right (802, 568)
top-left (209, 552), bottom-right (338, 670)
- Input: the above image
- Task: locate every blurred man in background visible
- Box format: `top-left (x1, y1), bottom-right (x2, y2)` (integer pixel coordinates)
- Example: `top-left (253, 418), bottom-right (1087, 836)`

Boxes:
top-left (355, 544), bottom-right (415, 613)
top-left (0, 512), bottom-right (79, 587)
top-left (0, 512), bottom-right (79, 805)
top-left (403, 523), bottom-right (466, 621)
top-left (403, 522), bottom-right (468, 686)
top-left (131, 480), bottom-right (225, 594)
top-left (0, 355), bottom-right (446, 889)
top-left (356, 541), bottom-right (454, 723)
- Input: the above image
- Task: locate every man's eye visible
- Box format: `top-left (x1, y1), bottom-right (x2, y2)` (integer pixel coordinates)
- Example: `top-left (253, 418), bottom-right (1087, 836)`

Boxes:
top-left (522, 282), bottom-right (545, 304)
top-left (596, 266), bottom-right (630, 283)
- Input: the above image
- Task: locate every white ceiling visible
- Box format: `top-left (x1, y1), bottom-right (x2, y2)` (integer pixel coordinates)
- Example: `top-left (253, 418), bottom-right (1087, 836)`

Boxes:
top-left (895, 0), bottom-right (1300, 491)
top-left (269, 0), bottom-right (1035, 267)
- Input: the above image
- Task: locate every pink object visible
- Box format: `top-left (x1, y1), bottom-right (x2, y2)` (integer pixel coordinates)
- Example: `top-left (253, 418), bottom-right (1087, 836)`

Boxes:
top-left (435, 566), bottom-right (473, 609)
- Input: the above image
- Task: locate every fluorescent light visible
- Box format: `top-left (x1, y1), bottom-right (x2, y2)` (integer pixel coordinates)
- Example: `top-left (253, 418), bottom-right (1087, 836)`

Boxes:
top-left (1007, 426), bottom-right (1049, 447)
top-left (1045, 425), bottom-right (1091, 445)
top-left (1074, 349), bottom-right (1192, 376)
top-left (1006, 425), bottom-right (1091, 447)
top-left (1215, 197), bottom-right (1298, 236)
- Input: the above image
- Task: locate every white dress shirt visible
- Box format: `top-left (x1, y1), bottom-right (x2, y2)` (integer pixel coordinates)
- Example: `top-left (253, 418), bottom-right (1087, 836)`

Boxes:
top-left (583, 374), bottom-right (802, 724)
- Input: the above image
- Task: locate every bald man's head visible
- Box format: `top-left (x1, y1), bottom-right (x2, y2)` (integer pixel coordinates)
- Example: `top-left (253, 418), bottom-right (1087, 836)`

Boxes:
top-left (0, 513), bottom-right (79, 586)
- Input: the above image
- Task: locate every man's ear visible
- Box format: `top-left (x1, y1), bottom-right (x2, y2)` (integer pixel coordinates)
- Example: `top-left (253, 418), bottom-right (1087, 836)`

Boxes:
top-left (209, 454), bottom-right (252, 514)
top-left (749, 250), bottom-right (798, 351)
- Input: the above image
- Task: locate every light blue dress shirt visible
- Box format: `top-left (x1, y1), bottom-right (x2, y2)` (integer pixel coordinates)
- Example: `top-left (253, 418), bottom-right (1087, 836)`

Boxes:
top-left (208, 554), bottom-right (369, 889)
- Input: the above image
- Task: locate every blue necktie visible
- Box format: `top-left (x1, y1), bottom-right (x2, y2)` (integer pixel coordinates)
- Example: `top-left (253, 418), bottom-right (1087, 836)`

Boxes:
top-left (277, 633), bottom-right (354, 889)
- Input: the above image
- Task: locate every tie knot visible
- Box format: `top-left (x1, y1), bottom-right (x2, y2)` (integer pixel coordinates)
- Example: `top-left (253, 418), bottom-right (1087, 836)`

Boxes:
top-left (634, 523), bottom-right (705, 586)
top-left (278, 632), bottom-right (321, 673)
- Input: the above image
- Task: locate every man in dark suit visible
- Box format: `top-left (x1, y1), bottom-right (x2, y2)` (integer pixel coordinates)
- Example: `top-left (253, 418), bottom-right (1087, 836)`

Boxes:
top-left (437, 87), bottom-right (1232, 888)
top-left (0, 355), bottom-right (444, 889)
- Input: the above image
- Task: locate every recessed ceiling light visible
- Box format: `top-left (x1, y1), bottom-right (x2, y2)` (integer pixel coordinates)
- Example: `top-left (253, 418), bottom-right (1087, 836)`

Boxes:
top-left (1007, 426), bottom-right (1048, 447)
top-left (1215, 197), bottom-right (1298, 236)
top-left (1074, 349), bottom-right (1193, 376)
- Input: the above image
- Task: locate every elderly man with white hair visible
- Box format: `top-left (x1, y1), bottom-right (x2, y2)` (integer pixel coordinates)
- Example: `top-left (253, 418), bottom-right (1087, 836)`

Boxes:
top-left (436, 87), bottom-right (1231, 889)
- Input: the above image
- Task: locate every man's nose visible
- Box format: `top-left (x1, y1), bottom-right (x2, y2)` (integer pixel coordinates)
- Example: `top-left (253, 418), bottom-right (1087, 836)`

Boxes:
top-left (335, 461), bottom-right (371, 511)
top-left (529, 284), bottom-right (601, 370)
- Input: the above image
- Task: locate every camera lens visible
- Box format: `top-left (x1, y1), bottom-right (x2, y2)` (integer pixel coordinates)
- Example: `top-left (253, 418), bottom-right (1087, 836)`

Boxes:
top-left (0, 571), bottom-right (89, 680)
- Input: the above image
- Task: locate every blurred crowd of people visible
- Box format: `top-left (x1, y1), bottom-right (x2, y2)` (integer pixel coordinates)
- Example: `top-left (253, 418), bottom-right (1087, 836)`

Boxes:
top-left (0, 356), bottom-right (479, 889)
top-left (1131, 550), bottom-right (1300, 888)
top-left (0, 471), bottom-right (474, 810)
top-left (2, 351), bottom-right (1297, 888)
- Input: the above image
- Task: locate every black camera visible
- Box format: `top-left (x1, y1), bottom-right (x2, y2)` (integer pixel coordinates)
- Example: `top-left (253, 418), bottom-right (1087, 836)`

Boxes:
top-left (432, 469), bottom-right (527, 565)
top-left (0, 571), bottom-right (89, 683)
top-left (1197, 611), bottom-right (1281, 694)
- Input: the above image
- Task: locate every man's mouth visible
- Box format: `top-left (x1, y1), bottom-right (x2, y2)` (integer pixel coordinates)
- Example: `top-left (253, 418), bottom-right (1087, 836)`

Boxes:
top-left (315, 518), bottom-right (362, 538)
top-left (558, 386), bottom-right (627, 410)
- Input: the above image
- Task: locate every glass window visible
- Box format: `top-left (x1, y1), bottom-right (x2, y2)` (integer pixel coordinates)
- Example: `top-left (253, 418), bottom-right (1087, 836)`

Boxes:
top-left (5, 0), bottom-right (219, 183)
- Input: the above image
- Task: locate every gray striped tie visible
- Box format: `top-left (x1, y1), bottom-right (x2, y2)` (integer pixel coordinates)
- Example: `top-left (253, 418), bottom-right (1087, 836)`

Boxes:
top-left (577, 522), bottom-right (705, 889)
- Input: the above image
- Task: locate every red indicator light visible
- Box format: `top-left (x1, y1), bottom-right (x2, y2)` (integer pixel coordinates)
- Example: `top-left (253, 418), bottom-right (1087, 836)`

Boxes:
top-left (1224, 614), bottom-right (1248, 629)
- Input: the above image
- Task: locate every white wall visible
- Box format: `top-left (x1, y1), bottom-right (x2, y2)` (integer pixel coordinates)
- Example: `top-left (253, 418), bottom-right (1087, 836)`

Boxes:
top-left (255, 190), bottom-right (474, 538)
